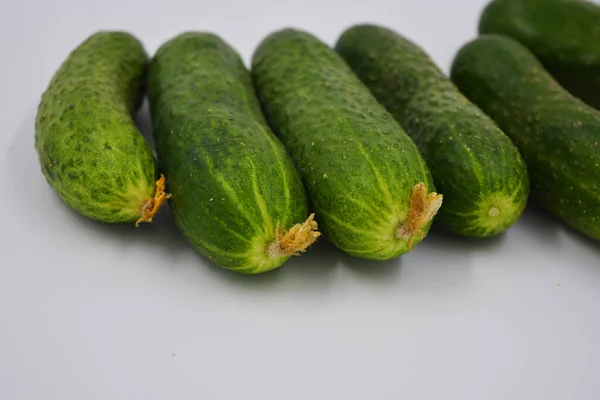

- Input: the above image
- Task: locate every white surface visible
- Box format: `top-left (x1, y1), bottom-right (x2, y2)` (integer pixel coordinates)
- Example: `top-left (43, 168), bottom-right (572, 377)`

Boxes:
top-left (1, 0), bottom-right (600, 399)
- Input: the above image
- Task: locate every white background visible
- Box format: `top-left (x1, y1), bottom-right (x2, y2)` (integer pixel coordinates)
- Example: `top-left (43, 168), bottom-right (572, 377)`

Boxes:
top-left (1, 0), bottom-right (600, 399)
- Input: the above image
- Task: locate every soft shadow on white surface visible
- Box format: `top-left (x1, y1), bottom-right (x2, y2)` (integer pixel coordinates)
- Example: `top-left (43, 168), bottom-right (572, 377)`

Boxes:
top-left (135, 99), bottom-right (155, 150)
top-left (342, 249), bottom-right (403, 279)
top-left (428, 223), bottom-right (508, 250)
top-left (525, 203), bottom-right (600, 254)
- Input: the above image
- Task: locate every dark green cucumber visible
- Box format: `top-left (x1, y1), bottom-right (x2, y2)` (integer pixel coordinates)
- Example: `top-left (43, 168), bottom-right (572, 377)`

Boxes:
top-left (479, 0), bottom-right (600, 109)
top-left (252, 29), bottom-right (442, 260)
top-left (35, 31), bottom-right (166, 224)
top-left (148, 32), bottom-right (318, 274)
top-left (335, 24), bottom-right (529, 237)
top-left (451, 35), bottom-right (600, 240)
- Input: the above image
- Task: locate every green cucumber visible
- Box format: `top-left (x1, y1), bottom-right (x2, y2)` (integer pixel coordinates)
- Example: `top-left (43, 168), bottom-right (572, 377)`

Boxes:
top-left (479, 0), bottom-right (600, 109)
top-left (35, 31), bottom-right (167, 225)
top-left (451, 35), bottom-right (600, 240)
top-left (252, 29), bottom-right (442, 260)
top-left (147, 32), bottom-right (319, 274)
top-left (336, 24), bottom-right (529, 237)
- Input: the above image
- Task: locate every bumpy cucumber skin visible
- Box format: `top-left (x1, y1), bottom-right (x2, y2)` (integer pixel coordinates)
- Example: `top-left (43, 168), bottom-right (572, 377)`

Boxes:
top-left (479, 0), bottom-right (600, 110)
top-left (148, 32), bottom-right (309, 274)
top-left (451, 35), bottom-right (600, 240)
top-left (252, 29), bottom-right (435, 260)
top-left (336, 24), bottom-right (529, 237)
top-left (35, 32), bottom-right (156, 223)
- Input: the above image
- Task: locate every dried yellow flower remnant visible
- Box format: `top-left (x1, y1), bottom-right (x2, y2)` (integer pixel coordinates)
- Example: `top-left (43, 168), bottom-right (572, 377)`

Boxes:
top-left (136, 174), bottom-right (172, 226)
top-left (396, 182), bottom-right (443, 250)
top-left (268, 213), bottom-right (321, 257)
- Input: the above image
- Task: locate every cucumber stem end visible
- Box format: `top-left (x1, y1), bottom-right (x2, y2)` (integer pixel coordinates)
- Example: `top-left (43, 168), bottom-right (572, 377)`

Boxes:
top-left (135, 174), bottom-right (172, 226)
top-left (267, 213), bottom-right (321, 258)
top-left (396, 182), bottom-right (443, 250)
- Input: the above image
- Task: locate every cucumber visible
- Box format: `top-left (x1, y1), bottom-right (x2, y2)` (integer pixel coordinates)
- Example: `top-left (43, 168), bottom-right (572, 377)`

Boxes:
top-left (479, 0), bottom-right (600, 109)
top-left (147, 32), bottom-right (319, 274)
top-left (335, 24), bottom-right (529, 237)
top-left (451, 35), bottom-right (600, 240)
top-left (252, 29), bottom-right (442, 260)
top-left (35, 31), bottom-right (168, 225)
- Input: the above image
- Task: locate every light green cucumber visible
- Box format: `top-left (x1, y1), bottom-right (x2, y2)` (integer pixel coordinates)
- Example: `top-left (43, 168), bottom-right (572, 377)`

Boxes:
top-left (35, 31), bottom-right (167, 224)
